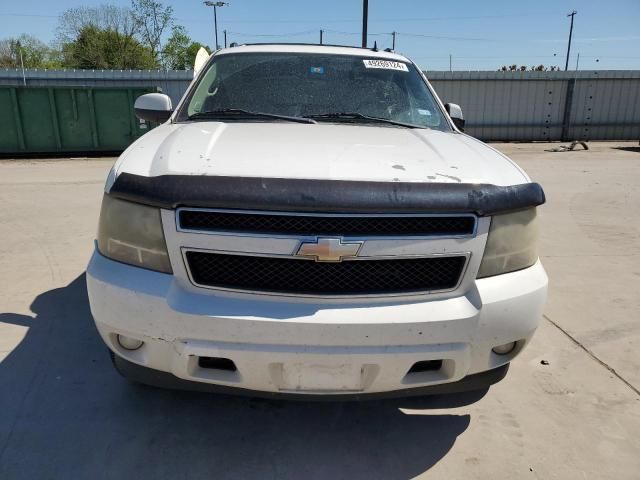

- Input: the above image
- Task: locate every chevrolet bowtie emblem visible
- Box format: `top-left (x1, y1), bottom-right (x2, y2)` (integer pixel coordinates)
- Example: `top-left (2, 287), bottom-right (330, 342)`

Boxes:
top-left (296, 238), bottom-right (363, 262)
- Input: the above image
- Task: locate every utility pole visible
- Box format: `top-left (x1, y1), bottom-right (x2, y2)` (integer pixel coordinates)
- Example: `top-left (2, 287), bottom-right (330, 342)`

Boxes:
top-left (449, 53), bottom-right (452, 72)
top-left (391, 31), bottom-right (396, 50)
top-left (213, 5), bottom-right (219, 49)
top-left (16, 41), bottom-right (26, 86)
top-left (575, 52), bottom-right (580, 71)
top-left (320, 29), bottom-right (324, 45)
top-left (361, 0), bottom-right (368, 48)
top-left (224, 29), bottom-right (227, 48)
top-left (565, 10), bottom-right (577, 71)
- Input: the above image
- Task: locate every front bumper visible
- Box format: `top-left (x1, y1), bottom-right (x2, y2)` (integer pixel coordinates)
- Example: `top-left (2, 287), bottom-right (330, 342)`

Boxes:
top-left (110, 351), bottom-right (510, 400)
top-left (87, 250), bottom-right (548, 396)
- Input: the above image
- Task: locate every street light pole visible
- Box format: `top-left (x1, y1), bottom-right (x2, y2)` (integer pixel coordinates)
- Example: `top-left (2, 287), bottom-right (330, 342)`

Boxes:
top-left (565, 10), bottom-right (577, 71)
top-left (204, 1), bottom-right (229, 50)
top-left (361, 0), bottom-right (368, 48)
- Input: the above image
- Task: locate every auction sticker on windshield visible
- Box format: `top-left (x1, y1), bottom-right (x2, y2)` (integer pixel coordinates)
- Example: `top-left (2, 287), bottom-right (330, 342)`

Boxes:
top-left (362, 59), bottom-right (409, 72)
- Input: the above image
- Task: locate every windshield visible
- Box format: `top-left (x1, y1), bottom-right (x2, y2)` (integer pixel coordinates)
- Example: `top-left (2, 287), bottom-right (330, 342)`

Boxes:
top-left (177, 52), bottom-right (450, 130)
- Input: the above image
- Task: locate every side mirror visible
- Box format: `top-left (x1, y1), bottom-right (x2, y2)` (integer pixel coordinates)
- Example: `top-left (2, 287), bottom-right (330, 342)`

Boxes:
top-left (444, 103), bottom-right (465, 131)
top-left (134, 93), bottom-right (173, 123)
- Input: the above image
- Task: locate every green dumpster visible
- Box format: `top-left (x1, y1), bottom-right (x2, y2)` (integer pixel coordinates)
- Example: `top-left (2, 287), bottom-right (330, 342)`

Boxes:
top-left (0, 86), bottom-right (157, 156)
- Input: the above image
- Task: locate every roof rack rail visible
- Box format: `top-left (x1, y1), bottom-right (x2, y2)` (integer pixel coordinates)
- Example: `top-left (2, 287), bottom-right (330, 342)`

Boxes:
top-left (228, 42), bottom-right (390, 50)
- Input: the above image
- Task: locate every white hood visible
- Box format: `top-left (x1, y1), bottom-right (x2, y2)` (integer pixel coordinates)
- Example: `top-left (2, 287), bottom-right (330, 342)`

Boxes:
top-left (114, 122), bottom-right (529, 186)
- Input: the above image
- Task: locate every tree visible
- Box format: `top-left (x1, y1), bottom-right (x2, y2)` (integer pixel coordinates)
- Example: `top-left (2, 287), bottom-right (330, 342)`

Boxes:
top-left (498, 64), bottom-right (561, 72)
top-left (56, 5), bottom-right (146, 69)
top-left (55, 1), bottom-right (177, 69)
top-left (62, 25), bottom-right (157, 69)
top-left (161, 26), bottom-right (209, 70)
top-left (57, 5), bottom-right (138, 45)
top-left (131, 0), bottom-right (174, 61)
top-left (0, 34), bottom-right (62, 69)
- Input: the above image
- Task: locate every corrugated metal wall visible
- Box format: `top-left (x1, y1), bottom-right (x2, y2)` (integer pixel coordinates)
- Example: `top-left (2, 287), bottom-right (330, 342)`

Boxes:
top-left (1, 68), bottom-right (639, 141)
top-left (428, 70), bottom-right (640, 141)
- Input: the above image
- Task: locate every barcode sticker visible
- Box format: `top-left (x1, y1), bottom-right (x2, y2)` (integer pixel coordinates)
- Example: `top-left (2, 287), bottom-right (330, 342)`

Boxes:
top-left (362, 59), bottom-right (409, 72)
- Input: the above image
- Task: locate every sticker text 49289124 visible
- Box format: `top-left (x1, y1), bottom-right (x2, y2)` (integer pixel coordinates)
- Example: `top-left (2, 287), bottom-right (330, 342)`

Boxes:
top-left (362, 59), bottom-right (409, 72)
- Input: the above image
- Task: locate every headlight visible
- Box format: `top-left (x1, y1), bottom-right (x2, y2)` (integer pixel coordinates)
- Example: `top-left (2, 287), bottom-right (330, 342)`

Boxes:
top-left (97, 195), bottom-right (172, 273)
top-left (477, 208), bottom-right (539, 278)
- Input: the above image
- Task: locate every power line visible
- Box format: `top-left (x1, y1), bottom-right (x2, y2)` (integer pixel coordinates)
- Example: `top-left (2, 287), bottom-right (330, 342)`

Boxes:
top-left (410, 55), bottom-right (640, 60)
top-left (0, 11), bottom-right (559, 22)
top-left (324, 29), bottom-right (390, 36)
top-left (227, 30), bottom-right (316, 38)
top-left (226, 12), bottom-right (555, 23)
top-left (375, 13), bottom-right (555, 22)
top-left (396, 32), bottom-right (499, 42)
top-left (0, 13), bottom-right (58, 18)
top-left (323, 29), bottom-right (497, 42)
top-left (579, 55), bottom-right (640, 59)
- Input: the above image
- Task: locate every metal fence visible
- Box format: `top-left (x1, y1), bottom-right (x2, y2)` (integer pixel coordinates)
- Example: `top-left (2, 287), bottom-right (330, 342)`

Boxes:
top-left (1, 68), bottom-right (639, 141)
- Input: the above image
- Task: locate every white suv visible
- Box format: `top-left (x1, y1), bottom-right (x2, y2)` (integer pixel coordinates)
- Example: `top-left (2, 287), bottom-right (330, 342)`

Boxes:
top-left (87, 44), bottom-right (547, 399)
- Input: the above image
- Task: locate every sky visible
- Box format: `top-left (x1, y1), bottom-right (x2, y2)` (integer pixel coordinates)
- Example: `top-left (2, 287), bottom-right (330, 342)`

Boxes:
top-left (2, 0), bottom-right (640, 71)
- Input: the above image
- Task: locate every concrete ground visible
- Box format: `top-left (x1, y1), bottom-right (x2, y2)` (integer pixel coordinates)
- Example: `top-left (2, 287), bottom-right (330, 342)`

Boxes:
top-left (1, 141), bottom-right (639, 479)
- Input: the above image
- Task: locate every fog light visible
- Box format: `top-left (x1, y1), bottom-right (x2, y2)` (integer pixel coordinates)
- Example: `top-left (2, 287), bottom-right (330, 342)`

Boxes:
top-left (492, 341), bottom-right (517, 355)
top-left (117, 334), bottom-right (144, 351)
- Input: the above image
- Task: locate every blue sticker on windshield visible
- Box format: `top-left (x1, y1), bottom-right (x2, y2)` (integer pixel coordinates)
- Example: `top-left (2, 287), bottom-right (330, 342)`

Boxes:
top-left (310, 66), bottom-right (325, 74)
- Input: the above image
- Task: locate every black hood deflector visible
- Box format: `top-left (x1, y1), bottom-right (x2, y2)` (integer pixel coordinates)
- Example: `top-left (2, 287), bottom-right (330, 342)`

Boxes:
top-left (109, 173), bottom-right (545, 216)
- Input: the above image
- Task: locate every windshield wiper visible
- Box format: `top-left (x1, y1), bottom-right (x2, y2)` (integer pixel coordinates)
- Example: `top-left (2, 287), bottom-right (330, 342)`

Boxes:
top-left (188, 108), bottom-right (316, 124)
top-left (305, 112), bottom-right (422, 129)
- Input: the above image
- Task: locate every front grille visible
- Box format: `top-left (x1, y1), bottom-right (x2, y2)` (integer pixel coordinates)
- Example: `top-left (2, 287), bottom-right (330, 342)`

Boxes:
top-left (185, 251), bottom-right (466, 295)
top-left (179, 210), bottom-right (475, 237)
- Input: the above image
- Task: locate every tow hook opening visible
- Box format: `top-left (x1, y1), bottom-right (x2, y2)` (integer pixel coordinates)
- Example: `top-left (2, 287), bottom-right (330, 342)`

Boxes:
top-left (198, 356), bottom-right (238, 372)
top-left (407, 359), bottom-right (443, 374)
